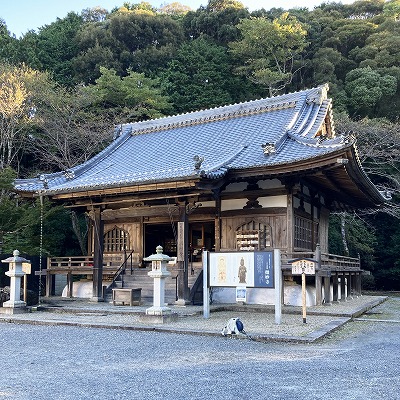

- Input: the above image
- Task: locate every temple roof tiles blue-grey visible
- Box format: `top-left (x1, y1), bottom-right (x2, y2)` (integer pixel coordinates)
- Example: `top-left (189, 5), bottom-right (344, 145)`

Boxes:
top-left (15, 84), bottom-right (357, 195)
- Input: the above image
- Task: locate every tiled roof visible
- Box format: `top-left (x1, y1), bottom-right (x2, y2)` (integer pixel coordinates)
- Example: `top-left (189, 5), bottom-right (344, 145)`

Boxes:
top-left (15, 84), bottom-right (354, 194)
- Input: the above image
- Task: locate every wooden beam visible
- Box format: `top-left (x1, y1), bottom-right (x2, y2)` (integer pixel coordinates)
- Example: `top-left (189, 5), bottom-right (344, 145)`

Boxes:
top-left (65, 192), bottom-right (202, 208)
top-left (102, 204), bottom-right (179, 220)
top-left (52, 179), bottom-right (199, 200)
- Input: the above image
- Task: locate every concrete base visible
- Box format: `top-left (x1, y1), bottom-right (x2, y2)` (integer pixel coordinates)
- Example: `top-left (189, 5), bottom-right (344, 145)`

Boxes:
top-left (145, 306), bottom-right (172, 315)
top-left (90, 296), bottom-right (104, 303)
top-left (0, 306), bottom-right (29, 314)
top-left (138, 313), bottom-right (178, 324)
top-left (174, 299), bottom-right (191, 307)
top-left (3, 300), bottom-right (26, 308)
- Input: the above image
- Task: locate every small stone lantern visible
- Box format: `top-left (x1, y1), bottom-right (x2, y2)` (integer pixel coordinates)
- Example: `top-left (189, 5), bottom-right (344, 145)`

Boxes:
top-left (142, 245), bottom-right (176, 321)
top-left (1, 250), bottom-right (29, 314)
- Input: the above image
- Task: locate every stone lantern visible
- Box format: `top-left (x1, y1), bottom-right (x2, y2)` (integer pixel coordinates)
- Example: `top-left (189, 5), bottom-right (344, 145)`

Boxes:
top-left (1, 250), bottom-right (29, 314)
top-left (141, 245), bottom-right (177, 323)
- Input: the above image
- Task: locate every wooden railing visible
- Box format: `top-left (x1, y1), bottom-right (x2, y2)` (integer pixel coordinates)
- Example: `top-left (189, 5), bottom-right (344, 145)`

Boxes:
top-left (47, 253), bottom-right (138, 274)
top-left (281, 250), bottom-right (361, 271)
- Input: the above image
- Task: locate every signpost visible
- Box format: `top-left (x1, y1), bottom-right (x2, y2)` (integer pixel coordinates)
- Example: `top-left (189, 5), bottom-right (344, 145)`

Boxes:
top-left (291, 258), bottom-right (317, 324)
top-left (206, 250), bottom-right (282, 325)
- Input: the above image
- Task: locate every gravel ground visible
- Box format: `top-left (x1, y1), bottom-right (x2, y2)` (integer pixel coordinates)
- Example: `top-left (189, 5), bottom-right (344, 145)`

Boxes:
top-left (0, 295), bottom-right (387, 341)
top-left (0, 296), bottom-right (399, 400)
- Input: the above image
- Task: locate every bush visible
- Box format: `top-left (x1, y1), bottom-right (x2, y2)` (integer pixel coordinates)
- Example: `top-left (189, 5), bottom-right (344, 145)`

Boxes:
top-left (361, 274), bottom-right (376, 290)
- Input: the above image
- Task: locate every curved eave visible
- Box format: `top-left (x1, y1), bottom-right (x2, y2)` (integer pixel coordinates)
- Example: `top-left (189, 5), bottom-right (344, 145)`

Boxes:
top-left (227, 145), bottom-right (385, 209)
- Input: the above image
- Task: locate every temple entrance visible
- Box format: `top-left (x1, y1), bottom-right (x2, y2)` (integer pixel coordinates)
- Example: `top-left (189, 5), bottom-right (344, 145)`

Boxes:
top-left (189, 222), bottom-right (215, 262)
top-left (144, 221), bottom-right (215, 260)
top-left (144, 224), bottom-right (176, 257)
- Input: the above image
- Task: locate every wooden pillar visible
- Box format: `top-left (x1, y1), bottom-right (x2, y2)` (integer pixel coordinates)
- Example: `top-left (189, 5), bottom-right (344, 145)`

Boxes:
top-left (315, 244), bottom-right (322, 305)
top-left (340, 275), bottom-right (347, 301)
top-left (67, 271), bottom-right (73, 298)
top-left (356, 273), bottom-right (362, 296)
top-left (176, 203), bottom-right (189, 305)
top-left (346, 273), bottom-right (352, 299)
top-left (332, 274), bottom-right (339, 302)
top-left (323, 276), bottom-right (331, 305)
top-left (213, 190), bottom-right (221, 252)
top-left (287, 193), bottom-right (294, 253)
top-left (92, 207), bottom-right (104, 302)
top-left (45, 270), bottom-right (52, 297)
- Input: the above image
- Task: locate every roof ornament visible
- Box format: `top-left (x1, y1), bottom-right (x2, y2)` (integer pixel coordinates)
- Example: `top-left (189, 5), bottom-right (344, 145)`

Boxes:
top-left (193, 155), bottom-right (204, 171)
top-left (63, 170), bottom-right (75, 180)
top-left (113, 124), bottom-right (123, 139)
top-left (261, 143), bottom-right (276, 155)
top-left (306, 84), bottom-right (329, 105)
top-left (38, 175), bottom-right (48, 189)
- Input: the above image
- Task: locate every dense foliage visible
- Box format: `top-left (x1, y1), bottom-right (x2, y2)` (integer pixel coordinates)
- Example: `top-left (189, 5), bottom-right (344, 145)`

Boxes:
top-left (0, 0), bottom-right (399, 289)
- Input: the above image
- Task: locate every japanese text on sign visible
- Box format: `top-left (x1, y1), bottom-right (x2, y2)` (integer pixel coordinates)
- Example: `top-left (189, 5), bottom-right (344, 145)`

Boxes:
top-left (209, 251), bottom-right (274, 288)
top-left (291, 259), bottom-right (316, 275)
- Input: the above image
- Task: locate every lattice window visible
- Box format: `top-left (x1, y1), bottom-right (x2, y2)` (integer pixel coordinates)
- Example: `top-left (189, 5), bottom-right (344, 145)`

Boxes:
top-left (294, 216), bottom-right (317, 250)
top-left (104, 226), bottom-right (130, 252)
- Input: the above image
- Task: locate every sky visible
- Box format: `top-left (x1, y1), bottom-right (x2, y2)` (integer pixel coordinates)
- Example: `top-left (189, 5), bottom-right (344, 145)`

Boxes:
top-left (1, 0), bottom-right (354, 38)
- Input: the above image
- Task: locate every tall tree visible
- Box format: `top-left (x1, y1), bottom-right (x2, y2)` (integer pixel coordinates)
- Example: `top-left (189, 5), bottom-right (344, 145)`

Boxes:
top-left (85, 66), bottom-right (172, 122)
top-left (29, 83), bottom-right (114, 171)
top-left (0, 64), bottom-right (39, 171)
top-left (32, 12), bottom-right (84, 86)
top-left (161, 38), bottom-right (240, 112)
top-left (229, 13), bottom-right (308, 96)
top-left (344, 66), bottom-right (397, 117)
top-left (0, 19), bottom-right (18, 63)
top-left (183, 2), bottom-right (249, 45)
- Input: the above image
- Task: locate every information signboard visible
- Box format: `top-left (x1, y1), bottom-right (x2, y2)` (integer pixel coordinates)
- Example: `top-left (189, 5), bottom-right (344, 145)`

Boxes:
top-left (291, 259), bottom-right (316, 275)
top-left (209, 251), bottom-right (274, 288)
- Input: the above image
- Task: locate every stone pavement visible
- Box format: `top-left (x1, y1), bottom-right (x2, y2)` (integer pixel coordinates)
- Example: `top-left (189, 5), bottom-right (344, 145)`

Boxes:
top-left (0, 295), bottom-right (387, 343)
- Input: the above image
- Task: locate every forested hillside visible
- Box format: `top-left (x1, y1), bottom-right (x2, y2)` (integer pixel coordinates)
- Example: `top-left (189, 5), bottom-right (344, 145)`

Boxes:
top-left (0, 0), bottom-right (399, 289)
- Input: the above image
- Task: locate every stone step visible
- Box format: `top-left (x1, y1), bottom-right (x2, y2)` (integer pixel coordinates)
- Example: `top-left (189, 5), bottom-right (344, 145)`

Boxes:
top-left (106, 264), bottom-right (203, 305)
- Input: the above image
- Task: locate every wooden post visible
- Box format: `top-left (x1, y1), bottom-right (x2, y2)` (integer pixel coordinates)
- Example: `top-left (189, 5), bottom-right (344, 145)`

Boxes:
top-left (213, 190), bottom-right (221, 252)
top-left (347, 273), bottom-right (352, 299)
top-left (92, 207), bottom-right (104, 302)
top-left (332, 274), bottom-right (339, 302)
top-left (324, 276), bottom-right (331, 305)
top-left (67, 271), bottom-right (73, 298)
top-left (287, 193), bottom-right (294, 253)
top-left (302, 270), bottom-right (307, 323)
top-left (340, 275), bottom-right (347, 301)
top-left (315, 244), bottom-right (322, 305)
top-left (176, 203), bottom-right (189, 305)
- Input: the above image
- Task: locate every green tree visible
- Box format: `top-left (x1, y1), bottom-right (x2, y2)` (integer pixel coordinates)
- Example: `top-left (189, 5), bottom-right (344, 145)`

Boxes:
top-left (31, 12), bottom-right (84, 86)
top-left (369, 213), bottom-right (400, 290)
top-left (344, 66), bottom-right (397, 117)
top-left (0, 19), bottom-right (18, 63)
top-left (3, 198), bottom-right (83, 256)
top-left (85, 66), bottom-right (172, 122)
top-left (229, 13), bottom-right (308, 96)
top-left (161, 38), bottom-right (239, 113)
top-left (72, 10), bottom-right (184, 81)
top-left (0, 167), bottom-right (19, 253)
top-left (328, 213), bottom-right (377, 271)
top-left (382, 0), bottom-right (400, 20)
top-left (183, 3), bottom-right (249, 45)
